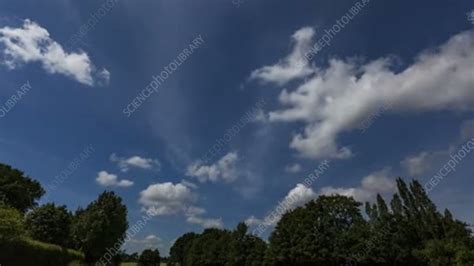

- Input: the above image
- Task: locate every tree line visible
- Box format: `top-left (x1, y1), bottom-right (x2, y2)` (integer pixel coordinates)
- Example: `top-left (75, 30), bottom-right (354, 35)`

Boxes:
top-left (169, 179), bottom-right (474, 265)
top-left (0, 162), bottom-right (162, 265)
top-left (1, 161), bottom-right (474, 265)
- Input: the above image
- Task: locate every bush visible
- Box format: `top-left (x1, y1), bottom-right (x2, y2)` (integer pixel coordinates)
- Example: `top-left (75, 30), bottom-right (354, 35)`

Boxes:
top-left (0, 238), bottom-right (84, 265)
top-left (0, 202), bottom-right (25, 241)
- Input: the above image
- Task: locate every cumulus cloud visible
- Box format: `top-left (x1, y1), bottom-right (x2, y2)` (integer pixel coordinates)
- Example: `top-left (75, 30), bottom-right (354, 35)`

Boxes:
top-left (185, 207), bottom-right (223, 229)
top-left (139, 182), bottom-right (196, 216)
top-left (139, 182), bottom-right (222, 228)
top-left (186, 152), bottom-right (239, 183)
top-left (95, 171), bottom-right (133, 187)
top-left (319, 168), bottom-right (396, 202)
top-left (285, 163), bottom-right (302, 173)
top-left (257, 28), bottom-right (474, 159)
top-left (250, 27), bottom-right (315, 85)
top-left (0, 19), bottom-right (109, 86)
top-left (110, 153), bottom-right (161, 172)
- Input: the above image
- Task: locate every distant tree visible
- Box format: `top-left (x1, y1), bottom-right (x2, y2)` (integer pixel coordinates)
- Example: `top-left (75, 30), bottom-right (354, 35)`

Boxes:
top-left (0, 163), bottom-right (44, 212)
top-left (228, 222), bottom-right (266, 266)
top-left (138, 249), bottom-right (161, 266)
top-left (120, 251), bottom-right (139, 262)
top-left (70, 191), bottom-right (128, 263)
top-left (267, 195), bottom-right (368, 265)
top-left (0, 202), bottom-right (25, 242)
top-left (25, 203), bottom-right (72, 247)
top-left (169, 232), bottom-right (198, 265)
top-left (186, 228), bottom-right (233, 266)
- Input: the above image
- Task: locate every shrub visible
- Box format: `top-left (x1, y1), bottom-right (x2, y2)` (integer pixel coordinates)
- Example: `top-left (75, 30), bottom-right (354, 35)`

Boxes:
top-left (0, 238), bottom-right (84, 265)
top-left (0, 202), bottom-right (25, 241)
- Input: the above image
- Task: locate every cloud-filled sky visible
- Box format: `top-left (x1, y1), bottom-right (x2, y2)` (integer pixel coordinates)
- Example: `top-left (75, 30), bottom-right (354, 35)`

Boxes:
top-left (0, 0), bottom-right (473, 255)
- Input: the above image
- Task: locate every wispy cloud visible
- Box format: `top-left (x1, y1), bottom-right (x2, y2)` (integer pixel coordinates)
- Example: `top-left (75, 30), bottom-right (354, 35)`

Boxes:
top-left (110, 153), bottom-right (160, 172)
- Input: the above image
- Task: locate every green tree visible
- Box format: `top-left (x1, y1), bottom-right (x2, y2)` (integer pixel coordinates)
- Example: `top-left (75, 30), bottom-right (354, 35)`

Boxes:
top-left (0, 163), bottom-right (44, 213)
top-left (0, 202), bottom-right (25, 242)
top-left (186, 228), bottom-right (233, 266)
top-left (169, 232), bottom-right (198, 265)
top-left (25, 203), bottom-right (72, 247)
top-left (138, 249), bottom-right (161, 266)
top-left (267, 195), bottom-right (368, 265)
top-left (228, 222), bottom-right (266, 266)
top-left (362, 178), bottom-right (474, 265)
top-left (70, 191), bottom-right (128, 263)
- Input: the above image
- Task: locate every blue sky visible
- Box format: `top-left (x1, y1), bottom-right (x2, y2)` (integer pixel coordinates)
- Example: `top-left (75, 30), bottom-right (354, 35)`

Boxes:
top-left (0, 0), bottom-right (473, 255)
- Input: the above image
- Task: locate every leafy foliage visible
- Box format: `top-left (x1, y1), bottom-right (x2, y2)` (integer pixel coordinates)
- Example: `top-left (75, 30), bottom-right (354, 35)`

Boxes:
top-left (0, 163), bottom-right (44, 212)
top-left (267, 195), bottom-right (368, 265)
top-left (70, 191), bottom-right (128, 263)
top-left (0, 202), bottom-right (26, 241)
top-left (138, 248), bottom-right (161, 266)
top-left (168, 223), bottom-right (267, 266)
top-left (26, 203), bottom-right (73, 247)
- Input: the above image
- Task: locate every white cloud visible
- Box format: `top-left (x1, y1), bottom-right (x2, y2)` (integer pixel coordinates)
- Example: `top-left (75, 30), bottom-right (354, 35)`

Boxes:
top-left (0, 19), bottom-right (108, 86)
top-left (250, 27), bottom-right (315, 85)
top-left (95, 171), bottom-right (134, 187)
top-left (184, 206), bottom-right (223, 228)
top-left (129, 235), bottom-right (163, 248)
top-left (139, 182), bottom-right (222, 228)
top-left (401, 119), bottom-right (474, 176)
top-left (244, 215), bottom-right (262, 226)
top-left (248, 169), bottom-right (395, 227)
top-left (262, 184), bottom-right (318, 226)
top-left (401, 151), bottom-right (448, 176)
top-left (186, 152), bottom-right (239, 183)
top-left (319, 168), bottom-right (395, 202)
top-left (259, 28), bottom-right (474, 159)
top-left (139, 182), bottom-right (195, 216)
top-left (285, 163), bottom-right (302, 173)
top-left (186, 214), bottom-right (223, 229)
top-left (110, 153), bottom-right (160, 172)
top-left (123, 234), bottom-right (165, 254)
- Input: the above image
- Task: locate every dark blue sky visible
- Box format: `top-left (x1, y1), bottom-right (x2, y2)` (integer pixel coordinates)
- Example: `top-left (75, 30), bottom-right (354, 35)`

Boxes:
top-left (0, 0), bottom-right (473, 254)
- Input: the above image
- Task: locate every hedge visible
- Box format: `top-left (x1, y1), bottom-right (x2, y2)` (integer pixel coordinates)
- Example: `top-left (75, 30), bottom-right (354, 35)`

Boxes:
top-left (0, 238), bottom-right (84, 265)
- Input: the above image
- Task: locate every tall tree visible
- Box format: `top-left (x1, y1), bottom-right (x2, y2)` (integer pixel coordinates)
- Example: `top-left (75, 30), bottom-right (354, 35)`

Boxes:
top-left (228, 222), bottom-right (266, 266)
top-left (70, 191), bottom-right (128, 263)
top-left (0, 163), bottom-right (44, 212)
top-left (169, 232), bottom-right (198, 265)
top-left (25, 203), bottom-right (72, 247)
top-left (267, 195), bottom-right (368, 265)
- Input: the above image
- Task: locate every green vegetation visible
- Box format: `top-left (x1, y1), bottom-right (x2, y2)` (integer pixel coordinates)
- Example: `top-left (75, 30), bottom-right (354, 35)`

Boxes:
top-left (1, 161), bottom-right (473, 265)
top-left (0, 237), bottom-right (84, 265)
top-left (71, 191), bottom-right (128, 263)
top-left (169, 178), bottom-right (474, 265)
top-left (0, 202), bottom-right (25, 241)
top-left (26, 203), bottom-right (73, 247)
top-left (0, 162), bottom-right (44, 212)
top-left (138, 248), bottom-right (161, 265)
top-left (0, 162), bottom-right (129, 265)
